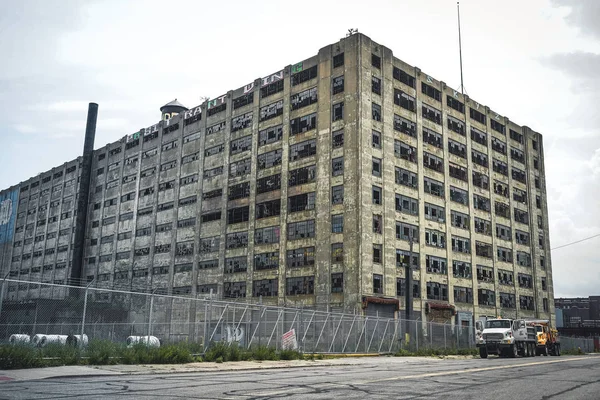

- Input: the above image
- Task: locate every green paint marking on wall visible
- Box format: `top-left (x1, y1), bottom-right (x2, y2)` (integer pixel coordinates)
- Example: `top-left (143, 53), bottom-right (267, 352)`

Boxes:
top-left (292, 62), bottom-right (303, 73)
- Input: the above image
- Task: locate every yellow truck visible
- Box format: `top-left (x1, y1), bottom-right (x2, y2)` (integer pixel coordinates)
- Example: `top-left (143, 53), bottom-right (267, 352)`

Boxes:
top-left (525, 319), bottom-right (561, 356)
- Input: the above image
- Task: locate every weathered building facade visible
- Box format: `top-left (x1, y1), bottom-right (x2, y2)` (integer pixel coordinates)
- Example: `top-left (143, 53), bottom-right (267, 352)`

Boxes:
top-left (0, 33), bottom-right (554, 325)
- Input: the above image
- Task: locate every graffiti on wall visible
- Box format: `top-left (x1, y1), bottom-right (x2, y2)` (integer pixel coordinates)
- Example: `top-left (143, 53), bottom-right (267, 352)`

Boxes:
top-left (0, 189), bottom-right (18, 244)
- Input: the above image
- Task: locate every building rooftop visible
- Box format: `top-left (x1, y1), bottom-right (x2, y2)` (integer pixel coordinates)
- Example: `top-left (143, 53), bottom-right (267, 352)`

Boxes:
top-left (160, 99), bottom-right (187, 111)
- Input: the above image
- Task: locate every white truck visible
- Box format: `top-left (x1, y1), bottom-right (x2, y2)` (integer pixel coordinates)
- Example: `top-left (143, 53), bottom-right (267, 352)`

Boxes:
top-left (476, 318), bottom-right (538, 358)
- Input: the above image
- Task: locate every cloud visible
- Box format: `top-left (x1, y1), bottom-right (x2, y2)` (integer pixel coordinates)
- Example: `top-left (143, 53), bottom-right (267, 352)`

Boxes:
top-left (551, 0), bottom-right (600, 40)
top-left (13, 124), bottom-right (38, 134)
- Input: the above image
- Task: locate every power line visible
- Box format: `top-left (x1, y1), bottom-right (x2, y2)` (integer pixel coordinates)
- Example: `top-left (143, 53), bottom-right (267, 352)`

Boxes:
top-left (551, 233), bottom-right (600, 251)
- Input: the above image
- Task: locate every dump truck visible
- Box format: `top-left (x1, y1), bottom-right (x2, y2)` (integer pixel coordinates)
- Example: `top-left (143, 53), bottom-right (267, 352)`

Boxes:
top-left (526, 319), bottom-right (561, 356)
top-left (476, 317), bottom-right (538, 358)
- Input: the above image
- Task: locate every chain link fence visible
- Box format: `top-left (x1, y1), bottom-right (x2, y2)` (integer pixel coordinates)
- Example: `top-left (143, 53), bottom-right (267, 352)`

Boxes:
top-left (0, 278), bottom-right (475, 353)
top-left (560, 336), bottom-right (598, 353)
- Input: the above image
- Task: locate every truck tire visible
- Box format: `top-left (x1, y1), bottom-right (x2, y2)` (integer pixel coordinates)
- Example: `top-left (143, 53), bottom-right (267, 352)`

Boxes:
top-left (543, 346), bottom-right (548, 356)
top-left (511, 344), bottom-right (518, 358)
top-left (528, 343), bottom-right (534, 357)
top-left (479, 347), bottom-right (488, 359)
top-left (532, 343), bottom-right (537, 357)
top-left (556, 345), bottom-right (561, 356)
top-left (524, 343), bottom-right (530, 357)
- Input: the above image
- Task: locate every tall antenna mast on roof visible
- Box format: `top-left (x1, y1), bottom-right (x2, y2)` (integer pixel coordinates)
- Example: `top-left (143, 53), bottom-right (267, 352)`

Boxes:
top-left (457, 2), bottom-right (466, 97)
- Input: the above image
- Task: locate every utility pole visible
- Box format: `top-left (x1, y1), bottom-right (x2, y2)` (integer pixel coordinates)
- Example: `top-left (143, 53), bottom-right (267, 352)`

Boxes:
top-left (404, 229), bottom-right (414, 345)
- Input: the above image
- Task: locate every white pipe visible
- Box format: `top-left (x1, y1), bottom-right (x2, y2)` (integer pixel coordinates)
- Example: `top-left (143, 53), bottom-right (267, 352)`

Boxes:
top-left (9, 334), bottom-right (31, 344)
top-left (126, 335), bottom-right (160, 348)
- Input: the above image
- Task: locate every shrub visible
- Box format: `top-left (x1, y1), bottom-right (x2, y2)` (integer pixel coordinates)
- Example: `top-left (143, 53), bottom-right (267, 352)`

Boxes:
top-left (0, 345), bottom-right (42, 369)
top-left (86, 340), bottom-right (119, 365)
top-left (250, 345), bottom-right (278, 361)
top-left (204, 341), bottom-right (230, 362)
top-left (42, 344), bottom-right (81, 366)
top-left (278, 349), bottom-right (302, 360)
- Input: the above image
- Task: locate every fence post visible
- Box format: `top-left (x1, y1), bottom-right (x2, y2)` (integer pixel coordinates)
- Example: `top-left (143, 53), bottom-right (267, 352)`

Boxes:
top-left (80, 278), bottom-right (95, 347)
top-left (0, 272), bottom-right (9, 324)
top-left (147, 289), bottom-right (156, 340)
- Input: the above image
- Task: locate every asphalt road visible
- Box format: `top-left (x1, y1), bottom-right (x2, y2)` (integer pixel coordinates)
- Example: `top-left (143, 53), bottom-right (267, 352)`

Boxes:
top-left (1, 355), bottom-right (599, 400)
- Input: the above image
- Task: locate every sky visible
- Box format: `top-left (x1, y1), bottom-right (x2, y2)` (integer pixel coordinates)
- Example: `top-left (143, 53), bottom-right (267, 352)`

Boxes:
top-left (0, 0), bottom-right (598, 298)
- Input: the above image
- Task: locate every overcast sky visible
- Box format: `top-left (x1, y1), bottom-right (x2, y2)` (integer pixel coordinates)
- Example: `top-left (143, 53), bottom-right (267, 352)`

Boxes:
top-left (0, 0), bottom-right (598, 297)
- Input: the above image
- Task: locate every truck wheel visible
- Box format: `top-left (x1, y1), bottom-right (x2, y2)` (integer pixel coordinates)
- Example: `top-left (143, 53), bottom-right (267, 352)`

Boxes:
top-left (528, 343), bottom-right (534, 357)
top-left (532, 343), bottom-right (537, 357)
top-left (524, 343), bottom-right (530, 357)
top-left (511, 344), bottom-right (518, 358)
top-left (544, 346), bottom-right (548, 356)
top-left (479, 347), bottom-right (488, 359)
top-left (556, 345), bottom-right (561, 356)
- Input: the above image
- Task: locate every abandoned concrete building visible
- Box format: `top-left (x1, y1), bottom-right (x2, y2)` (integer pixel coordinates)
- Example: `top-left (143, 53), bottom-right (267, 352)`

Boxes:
top-left (0, 32), bottom-right (554, 327)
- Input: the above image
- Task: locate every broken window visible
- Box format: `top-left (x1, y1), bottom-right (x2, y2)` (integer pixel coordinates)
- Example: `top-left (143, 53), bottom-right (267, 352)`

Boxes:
top-left (394, 114), bottom-right (416, 137)
top-left (514, 208), bottom-right (529, 225)
top-left (288, 192), bottom-right (316, 213)
top-left (515, 230), bottom-right (530, 245)
top-left (372, 185), bottom-right (382, 205)
top-left (226, 231), bottom-right (248, 249)
top-left (289, 139), bottom-right (316, 161)
top-left (332, 185), bottom-right (344, 205)
top-left (287, 276), bottom-right (315, 295)
top-left (496, 223), bottom-right (512, 241)
top-left (332, 214), bottom-right (344, 233)
top-left (498, 270), bottom-right (514, 285)
top-left (477, 265), bottom-right (494, 282)
top-left (424, 177), bottom-right (444, 198)
top-left (424, 203), bottom-right (445, 222)
top-left (233, 92), bottom-right (254, 109)
top-left (449, 163), bottom-right (468, 181)
top-left (454, 286), bottom-right (473, 303)
top-left (520, 295), bottom-right (534, 311)
top-left (372, 245), bottom-right (382, 264)
top-left (447, 95), bottom-right (464, 113)
top-left (258, 149), bottom-right (283, 170)
top-left (423, 127), bottom-right (443, 149)
top-left (258, 125), bottom-right (283, 146)
top-left (332, 243), bottom-right (344, 263)
top-left (332, 129), bottom-right (344, 148)
top-left (497, 247), bottom-right (513, 263)
top-left (395, 167), bottom-right (418, 188)
top-left (470, 108), bottom-right (486, 124)
top-left (425, 229), bottom-right (446, 248)
top-left (393, 67), bottom-right (415, 88)
top-left (495, 201), bottom-right (511, 219)
top-left (255, 226), bottom-right (280, 244)
top-left (230, 135), bottom-right (252, 155)
top-left (373, 274), bottom-right (383, 294)
top-left (227, 206), bottom-right (250, 224)
top-left (332, 273), bottom-right (344, 293)
top-left (395, 221), bottom-right (418, 242)
top-left (291, 87), bottom-right (318, 111)
top-left (256, 174), bottom-right (281, 194)
top-left (371, 76), bottom-right (381, 95)
top-left (333, 53), bottom-right (344, 68)
top-left (447, 116), bottom-right (466, 136)
top-left (473, 170), bottom-right (489, 189)
top-left (253, 278), bottom-right (278, 296)
top-left (256, 199), bottom-right (281, 219)
top-left (422, 103), bottom-right (441, 125)
top-left (491, 119), bottom-right (505, 135)
top-left (228, 181), bottom-right (250, 201)
top-left (287, 247), bottom-right (315, 268)
top-left (471, 127), bottom-right (487, 147)
top-left (372, 157), bottom-right (382, 177)
top-left (287, 219), bottom-right (315, 240)
top-left (394, 140), bottom-right (417, 162)
top-left (479, 289), bottom-right (496, 306)
top-left (332, 75), bottom-right (344, 94)
top-left (452, 235), bottom-right (471, 253)
top-left (421, 82), bottom-right (441, 101)
top-left (476, 241), bottom-right (493, 258)
top-left (451, 210), bottom-right (470, 230)
top-left (511, 167), bottom-right (526, 184)
top-left (332, 157), bottom-right (344, 176)
top-left (395, 194), bottom-right (418, 215)
top-left (289, 165), bottom-right (316, 186)
top-left (225, 257), bottom-right (248, 274)
top-left (372, 103), bottom-right (381, 121)
top-left (450, 186), bottom-right (469, 206)
top-left (260, 79), bottom-right (284, 98)
top-left (516, 251), bottom-right (531, 267)
top-left (474, 217), bottom-right (492, 236)
top-left (259, 100), bottom-right (284, 122)
top-left (373, 214), bottom-right (382, 234)
top-left (229, 158), bottom-right (252, 178)
top-left (291, 112), bottom-right (317, 134)
top-left (291, 65), bottom-right (317, 86)
top-left (426, 281), bottom-right (448, 301)
top-left (492, 137), bottom-right (507, 155)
